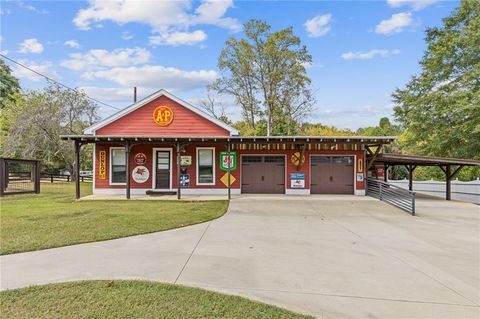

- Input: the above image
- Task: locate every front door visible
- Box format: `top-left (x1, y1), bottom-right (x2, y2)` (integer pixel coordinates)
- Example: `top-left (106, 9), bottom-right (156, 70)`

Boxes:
top-left (156, 151), bottom-right (170, 189)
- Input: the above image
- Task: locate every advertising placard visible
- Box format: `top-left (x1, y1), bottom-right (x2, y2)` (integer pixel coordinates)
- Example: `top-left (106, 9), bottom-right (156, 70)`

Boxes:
top-left (219, 152), bottom-right (237, 171)
top-left (290, 172), bottom-right (305, 188)
top-left (180, 174), bottom-right (190, 187)
top-left (98, 151), bottom-right (106, 179)
top-left (132, 166), bottom-right (149, 184)
top-left (134, 153), bottom-right (147, 165)
top-left (180, 156), bottom-right (192, 166)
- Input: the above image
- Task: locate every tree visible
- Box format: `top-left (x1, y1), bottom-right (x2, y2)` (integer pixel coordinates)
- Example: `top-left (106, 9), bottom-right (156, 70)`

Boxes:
top-left (392, 0), bottom-right (480, 160)
top-left (1, 84), bottom-right (98, 175)
top-left (0, 59), bottom-right (20, 110)
top-left (301, 123), bottom-right (355, 136)
top-left (198, 88), bottom-right (232, 125)
top-left (212, 19), bottom-right (314, 136)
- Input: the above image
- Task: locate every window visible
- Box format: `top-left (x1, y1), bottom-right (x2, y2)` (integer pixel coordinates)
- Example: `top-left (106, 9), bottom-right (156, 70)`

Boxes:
top-left (110, 148), bottom-right (126, 184)
top-left (197, 148), bottom-right (214, 185)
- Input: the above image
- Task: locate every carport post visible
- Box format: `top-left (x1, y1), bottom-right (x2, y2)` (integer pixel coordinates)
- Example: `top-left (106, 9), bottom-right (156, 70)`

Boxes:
top-left (406, 164), bottom-right (416, 191)
top-left (74, 140), bottom-right (81, 200)
top-left (446, 165), bottom-right (451, 201)
top-left (176, 142), bottom-right (181, 200)
top-left (227, 141), bottom-right (231, 200)
top-left (125, 140), bottom-right (131, 199)
top-left (383, 163), bottom-right (388, 183)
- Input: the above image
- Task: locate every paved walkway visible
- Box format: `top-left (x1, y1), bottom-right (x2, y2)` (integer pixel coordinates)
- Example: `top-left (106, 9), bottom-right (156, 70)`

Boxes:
top-left (1, 195), bottom-right (479, 318)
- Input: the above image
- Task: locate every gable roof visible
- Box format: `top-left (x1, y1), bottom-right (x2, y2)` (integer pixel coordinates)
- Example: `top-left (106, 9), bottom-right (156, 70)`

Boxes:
top-left (84, 89), bottom-right (239, 135)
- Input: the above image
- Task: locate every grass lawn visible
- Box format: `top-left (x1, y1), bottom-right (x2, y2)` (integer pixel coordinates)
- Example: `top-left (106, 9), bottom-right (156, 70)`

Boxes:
top-left (0, 183), bottom-right (228, 255)
top-left (0, 280), bottom-right (312, 319)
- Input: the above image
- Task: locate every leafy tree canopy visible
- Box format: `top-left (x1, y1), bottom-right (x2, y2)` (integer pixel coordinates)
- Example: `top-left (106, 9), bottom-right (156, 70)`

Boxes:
top-left (393, 0), bottom-right (480, 159)
top-left (0, 59), bottom-right (20, 110)
top-left (212, 19), bottom-right (314, 136)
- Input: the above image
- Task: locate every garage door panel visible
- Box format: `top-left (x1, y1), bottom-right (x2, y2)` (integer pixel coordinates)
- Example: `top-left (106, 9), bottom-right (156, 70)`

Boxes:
top-left (242, 156), bottom-right (285, 194)
top-left (311, 156), bottom-right (354, 194)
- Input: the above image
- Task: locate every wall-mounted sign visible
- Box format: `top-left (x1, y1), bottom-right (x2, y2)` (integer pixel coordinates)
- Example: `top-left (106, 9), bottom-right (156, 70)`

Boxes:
top-left (98, 151), bottom-right (106, 179)
top-left (132, 166), bottom-right (149, 183)
top-left (219, 152), bottom-right (237, 171)
top-left (357, 158), bottom-right (364, 173)
top-left (134, 153), bottom-right (147, 165)
top-left (357, 173), bottom-right (364, 182)
top-left (180, 156), bottom-right (192, 166)
top-left (220, 172), bottom-right (236, 187)
top-left (290, 151), bottom-right (305, 167)
top-left (376, 168), bottom-right (384, 177)
top-left (290, 172), bottom-right (305, 188)
top-left (153, 106), bottom-right (174, 126)
top-left (180, 174), bottom-right (190, 187)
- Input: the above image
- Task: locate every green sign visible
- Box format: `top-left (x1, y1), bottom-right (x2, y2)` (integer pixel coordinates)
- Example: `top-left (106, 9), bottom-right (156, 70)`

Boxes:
top-left (219, 151), bottom-right (237, 171)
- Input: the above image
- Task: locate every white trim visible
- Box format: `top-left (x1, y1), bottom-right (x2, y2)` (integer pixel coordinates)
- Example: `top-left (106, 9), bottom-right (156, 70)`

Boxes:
top-left (196, 147), bottom-right (216, 186)
top-left (240, 154), bottom-right (287, 194)
top-left (182, 188), bottom-right (241, 195)
top-left (152, 147), bottom-right (173, 190)
top-left (286, 189), bottom-right (310, 195)
top-left (84, 89), bottom-right (239, 135)
top-left (309, 154), bottom-right (357, 195)
top-left (355, 189), bottom-right (366, 196)
top-left (109, 146), bottom-right (126, 186)
top-left (92, 143), bottom-right (96, 190)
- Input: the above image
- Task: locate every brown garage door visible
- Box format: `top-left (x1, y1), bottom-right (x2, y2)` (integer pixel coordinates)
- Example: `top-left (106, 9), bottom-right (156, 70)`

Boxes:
top-left (242, 156), bottom-right (285, 194)
top-left (311, 156), bottom-right (354, 194)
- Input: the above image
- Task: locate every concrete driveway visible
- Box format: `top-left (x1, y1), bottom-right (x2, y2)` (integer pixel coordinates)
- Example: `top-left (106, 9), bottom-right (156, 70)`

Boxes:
top-left (1, 195), bottom-right (479, 318)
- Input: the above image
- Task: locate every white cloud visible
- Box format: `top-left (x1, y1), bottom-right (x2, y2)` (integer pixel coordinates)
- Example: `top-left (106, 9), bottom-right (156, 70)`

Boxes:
top-left (341, 49), bottom-right (400, 60)
top-left (192, 0), bottom-right (241, 32)
top-left (16, 1), bottom-right (49, 14)
top-left (18, 38), bottom-right (44, 54)
top-left (61, 47), bottom-right (151, 71)
top-left (304, 14), bottom-right (332, 37)
top-left (149, 30), bottom-right (207, 46)
top-left (375, 12), bottom-right (414, 35)
top-left (64, 40), bottom-right (80, 49)
top-left (79, 86), bottom-right (140, 102)
top-left (11, 59), bottom-right (61, 82)
top-left (73, 0), bottom-right (239, 46)
top-left (387, 0), bottom-right (438, 10)
top-left (0, 50), bottom-right (8, 55)
top-left (122, 31), bottom-right (134, 40)
top-left (81, 65), bottom-right (218, 92)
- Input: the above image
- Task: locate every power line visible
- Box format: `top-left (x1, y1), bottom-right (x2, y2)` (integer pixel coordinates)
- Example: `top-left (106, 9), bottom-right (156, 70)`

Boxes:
top-left (0, 54), bottom-right (122, 111)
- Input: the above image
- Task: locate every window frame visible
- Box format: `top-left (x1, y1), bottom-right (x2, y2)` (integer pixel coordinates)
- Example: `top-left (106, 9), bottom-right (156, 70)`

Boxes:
top-left (109, 146), bottom-right (127, 185)
top-left (196, 147), bottom-right (216, 186)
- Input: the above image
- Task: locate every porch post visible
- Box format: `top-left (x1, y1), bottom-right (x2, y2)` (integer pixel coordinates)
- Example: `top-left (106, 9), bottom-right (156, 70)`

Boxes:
top-left (383, 163), bottom-right (388, 183)
top-left (176, 142), bottom-right (181, 200)
top-left (227, 141), bottom-right (231, 200)
top-left (446, 165), bottom-right (451, 200)
top-left (74, 140), bottom-right (81, 200)
top-left (125, 140), bottom-right (130, 199)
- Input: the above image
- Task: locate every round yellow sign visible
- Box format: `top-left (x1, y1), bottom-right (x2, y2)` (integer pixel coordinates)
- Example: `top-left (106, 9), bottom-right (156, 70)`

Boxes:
top-left (153, 106), bottom-right (174, 126)
top-left (291, 151), bottom-right (305, 166)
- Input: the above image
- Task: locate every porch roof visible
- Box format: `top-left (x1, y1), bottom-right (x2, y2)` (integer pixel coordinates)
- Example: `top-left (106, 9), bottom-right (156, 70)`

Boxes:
top-left (60, 135), bottom-right (396, 145)
top-left (373, 153), bottom-right (480, 167)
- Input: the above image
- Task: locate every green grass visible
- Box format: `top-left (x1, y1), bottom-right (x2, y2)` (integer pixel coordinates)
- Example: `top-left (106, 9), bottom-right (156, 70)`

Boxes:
top-left (0, 280), bottom-right (312, 319)
top-left (0, 183), bottom-right (228, 255)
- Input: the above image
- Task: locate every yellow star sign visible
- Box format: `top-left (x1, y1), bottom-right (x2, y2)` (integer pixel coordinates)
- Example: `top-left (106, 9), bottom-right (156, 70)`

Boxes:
top-left (220, 172), bottom-right (236, 187)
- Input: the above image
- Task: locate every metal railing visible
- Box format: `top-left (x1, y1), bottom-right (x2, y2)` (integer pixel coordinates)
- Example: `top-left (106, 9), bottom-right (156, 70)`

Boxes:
top-left (366, 178), bottom-right (416, 215)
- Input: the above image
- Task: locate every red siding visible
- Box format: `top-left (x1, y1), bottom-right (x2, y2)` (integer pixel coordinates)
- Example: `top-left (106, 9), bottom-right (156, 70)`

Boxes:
top-left (96, 95), bottom-right (229, 136)
top-left (95, 143), bottom-right (365, 191)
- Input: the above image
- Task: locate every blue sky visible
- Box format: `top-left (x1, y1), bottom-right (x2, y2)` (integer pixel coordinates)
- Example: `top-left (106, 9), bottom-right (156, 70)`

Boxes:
top-left (0, 0), bottom-right (459, 129)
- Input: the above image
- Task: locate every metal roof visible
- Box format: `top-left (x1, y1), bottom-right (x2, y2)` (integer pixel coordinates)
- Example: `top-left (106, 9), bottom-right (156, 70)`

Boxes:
top-left (83, 89), bottom-right (239, 136)
top-left (60, 135), bottom-right (396, 144)
top-left (373, 153), bottom-right (480, 166)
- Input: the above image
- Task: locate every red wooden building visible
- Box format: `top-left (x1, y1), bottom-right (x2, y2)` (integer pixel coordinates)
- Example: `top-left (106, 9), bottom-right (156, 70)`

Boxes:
top-left (62, 89), bottom-right (396, 199)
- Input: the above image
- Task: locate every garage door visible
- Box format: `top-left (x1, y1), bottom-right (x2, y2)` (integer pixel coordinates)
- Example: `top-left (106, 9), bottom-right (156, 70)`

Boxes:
top-left (311, 156), bottom-right (354, 194)
top-left (242, 156), bottom-right (285, 194)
